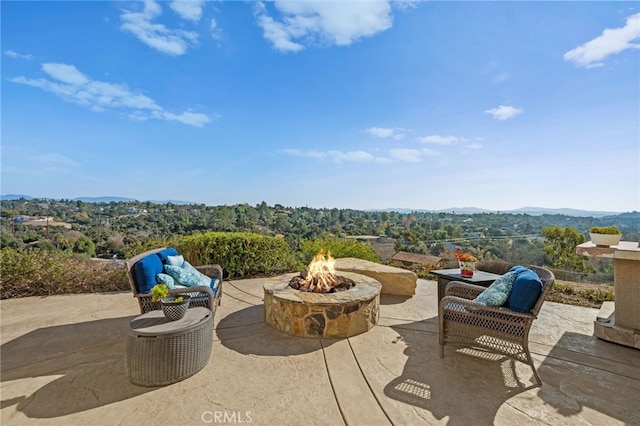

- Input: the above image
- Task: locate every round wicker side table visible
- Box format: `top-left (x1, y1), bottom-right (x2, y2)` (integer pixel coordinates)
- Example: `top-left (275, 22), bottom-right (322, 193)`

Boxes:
top-left (125, 307), bottom-right (213, 386)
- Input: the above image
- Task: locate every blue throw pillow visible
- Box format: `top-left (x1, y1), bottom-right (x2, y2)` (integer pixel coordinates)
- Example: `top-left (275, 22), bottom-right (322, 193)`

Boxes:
top-left (156, 247), bottom-right (179, 263)
top-left (134, 254), bottom-right (164, 293)
top-left (166, 255), bottom-right (184, 267)
top-left (156, 273), bottom-right (177, 289)
top-left (507, 269), bottom-right (543, 312)
top-left (164, 262), bottom-right (211, 288)
top-left (211, 278), bottom-right (220, 291)
top-left (474, 271), bottom-right (518, 306)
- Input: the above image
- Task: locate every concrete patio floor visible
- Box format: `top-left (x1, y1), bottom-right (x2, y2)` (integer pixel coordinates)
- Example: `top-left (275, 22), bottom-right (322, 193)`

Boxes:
top-left (1, 277), bottom-right (639, 425)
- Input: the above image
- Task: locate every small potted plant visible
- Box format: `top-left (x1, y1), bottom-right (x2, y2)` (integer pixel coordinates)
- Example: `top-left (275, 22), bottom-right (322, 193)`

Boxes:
top-left (151, 284), bottom-right (191, 321)
top-left (454, 247), bottom-right (478, 277)
top-left (589, 226), bottom-right (622, 247)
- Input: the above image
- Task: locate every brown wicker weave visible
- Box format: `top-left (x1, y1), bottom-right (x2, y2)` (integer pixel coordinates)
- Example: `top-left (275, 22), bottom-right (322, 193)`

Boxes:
top-left (125, 248), bottom-right (223, 315)
top-left (438, 266), bottom-right (554, 386)
top-left (125, 307), bottom-right (213, 386)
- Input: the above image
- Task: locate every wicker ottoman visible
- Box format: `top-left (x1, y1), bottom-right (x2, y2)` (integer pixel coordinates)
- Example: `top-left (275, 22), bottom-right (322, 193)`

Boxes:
top-left (125, 307), bottom-right (213, 386)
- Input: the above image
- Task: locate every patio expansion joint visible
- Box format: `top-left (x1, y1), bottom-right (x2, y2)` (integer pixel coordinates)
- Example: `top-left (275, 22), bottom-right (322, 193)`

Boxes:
top-left (346, 338), bottom-right (394, 425)
top-left (529, 342), bottom-right (640, 382)
top-left (224, 281), bottom-right (264, 301)
top-left (219, 291), bottom-right (259, 306)
top-left (321, 338), bottom-right (392, 426)
top-left (320, 339), bottom-right (348, 426)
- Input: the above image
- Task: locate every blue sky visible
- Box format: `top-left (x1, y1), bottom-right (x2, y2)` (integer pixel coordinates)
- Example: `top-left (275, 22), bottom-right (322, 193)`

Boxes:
top-left (2, 1), bottom-right (639, 212)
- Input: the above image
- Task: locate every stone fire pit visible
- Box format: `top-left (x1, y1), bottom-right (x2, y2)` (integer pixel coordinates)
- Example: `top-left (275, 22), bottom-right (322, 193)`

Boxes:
top-left (263, 272), bottom-right (382, 338)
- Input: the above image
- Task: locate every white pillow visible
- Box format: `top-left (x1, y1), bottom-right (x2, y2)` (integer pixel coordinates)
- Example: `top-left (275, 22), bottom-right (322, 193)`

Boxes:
top-left (166, 255), bottom-right (184, 267)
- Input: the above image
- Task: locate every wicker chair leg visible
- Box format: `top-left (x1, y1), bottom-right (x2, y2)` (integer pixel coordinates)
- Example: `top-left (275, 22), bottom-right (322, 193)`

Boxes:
top-left (531, 366), bottom-right (542, 386)
top-left (523, 346), bottom-right (542, 386)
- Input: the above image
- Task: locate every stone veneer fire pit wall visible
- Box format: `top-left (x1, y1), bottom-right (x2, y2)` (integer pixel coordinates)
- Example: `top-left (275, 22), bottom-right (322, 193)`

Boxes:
top-left (263, 272), bottom-right (382, 338)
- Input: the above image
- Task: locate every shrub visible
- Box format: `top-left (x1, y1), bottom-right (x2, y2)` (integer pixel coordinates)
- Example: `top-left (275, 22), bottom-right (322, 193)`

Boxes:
top-left (174, 232), bottom-right (302, 279)
top-left (300, 237), bottom-right (381, 264)
top-left (590, 226), bottom-right (621, 235)
top-left (0, 248), bottom-right (128, 299)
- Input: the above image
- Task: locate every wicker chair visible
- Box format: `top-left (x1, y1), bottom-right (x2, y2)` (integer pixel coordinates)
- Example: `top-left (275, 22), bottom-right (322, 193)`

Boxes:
top-left (438, 266), bottom-right (554, 386)
top-left (125, 248), bottom-right (223, 315)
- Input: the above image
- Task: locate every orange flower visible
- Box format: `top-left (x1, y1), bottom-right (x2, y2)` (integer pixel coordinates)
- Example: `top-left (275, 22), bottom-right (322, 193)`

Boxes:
top-left (454, 247), bottom-right (478, 263)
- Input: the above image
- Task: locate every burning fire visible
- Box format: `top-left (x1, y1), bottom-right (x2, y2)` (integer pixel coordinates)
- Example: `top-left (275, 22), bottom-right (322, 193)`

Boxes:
top-left (289, 250), bottom-right (355, 293)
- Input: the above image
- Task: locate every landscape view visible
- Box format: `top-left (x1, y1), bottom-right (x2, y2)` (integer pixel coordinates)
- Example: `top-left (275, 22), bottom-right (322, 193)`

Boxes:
top-left (1, 2), bottom-right (640, 425)
top-left (2, 0), bottom-right (639, 299)
top-left (1, 194), bottom-right (638, 304)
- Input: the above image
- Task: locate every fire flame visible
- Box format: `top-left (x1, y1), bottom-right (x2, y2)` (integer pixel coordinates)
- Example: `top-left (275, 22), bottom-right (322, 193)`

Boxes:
top-left (305, 250), bottom-right (336, 287)
top-left (289, 250), bottom-right (354, 293)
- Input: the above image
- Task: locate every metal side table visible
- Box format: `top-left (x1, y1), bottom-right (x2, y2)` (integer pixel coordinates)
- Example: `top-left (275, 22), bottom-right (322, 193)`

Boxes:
top-left (125, 307), bottom-right (213, 386)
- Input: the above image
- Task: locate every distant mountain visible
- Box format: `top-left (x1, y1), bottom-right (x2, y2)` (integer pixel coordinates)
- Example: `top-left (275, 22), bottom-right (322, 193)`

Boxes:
top-left (73, 196), bottom-right (138, 203)
top-left (72, 197), bottom-right (197, 205)
top-left (434, 207), bottom-right (492, 214)
top-left (1, 194), bottom-right (196, 205)
top-left (1, 194), bottom-right (34, 201)
top-left (380, 206), bottom-right (624, 217)
top-left (1, 194), bottom-right (630, 216)
top-left (504, 207), bottom-right (622, 217)
top-left (149, 199), bottom-right (197, 205)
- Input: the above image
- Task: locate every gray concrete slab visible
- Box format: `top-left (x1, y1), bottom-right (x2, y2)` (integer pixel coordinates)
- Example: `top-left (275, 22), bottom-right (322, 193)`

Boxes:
top-left (2, 278), bottom-right (639, 425)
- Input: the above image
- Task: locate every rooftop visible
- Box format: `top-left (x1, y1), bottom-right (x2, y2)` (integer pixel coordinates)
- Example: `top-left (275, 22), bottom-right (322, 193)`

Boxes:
top-left (2, 277), bottom-right (639, 425)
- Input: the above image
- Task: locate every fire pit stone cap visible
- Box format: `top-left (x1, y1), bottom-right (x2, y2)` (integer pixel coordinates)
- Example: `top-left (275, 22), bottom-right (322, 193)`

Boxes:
top-left (264, 272), bottom-right (381, 304)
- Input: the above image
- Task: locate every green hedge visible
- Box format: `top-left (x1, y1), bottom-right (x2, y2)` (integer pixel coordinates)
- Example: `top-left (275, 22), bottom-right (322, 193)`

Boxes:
top-left (0, 248), bottom-right (129, 299)
top-left (174, 232), bottom-right (303, 279)
top-left (0, 233), bottom-right (383, 298)
top-left (300, 237), bottom-right (381, 263)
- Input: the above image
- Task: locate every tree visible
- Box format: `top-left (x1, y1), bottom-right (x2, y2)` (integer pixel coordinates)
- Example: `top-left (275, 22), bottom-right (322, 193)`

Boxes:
top-left (73, 236), bottom-right (96, 257)
top-left (541, 226), bottom-right (593, 272)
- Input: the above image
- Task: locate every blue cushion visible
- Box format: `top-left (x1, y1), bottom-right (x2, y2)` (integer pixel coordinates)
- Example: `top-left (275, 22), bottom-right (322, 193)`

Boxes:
top-left (474, 271), bottom-right (518, 306)
top-left (507, 269), bottom-right (543, 312)
top-left (156, 273), bottom-right (177, 289)
top-left (164, 262), bottom-right (211, 287)
top-left (156, 247), bottom-right (179, 263)
top-left (134, 254), bottom-right (164, 293)
top-left (509, 265), bottom-right (529, 275)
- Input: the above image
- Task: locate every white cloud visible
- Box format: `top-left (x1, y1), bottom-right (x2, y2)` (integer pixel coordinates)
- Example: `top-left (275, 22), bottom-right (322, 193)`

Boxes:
top-left (417, 134), bottom-right (459, 145)
top-left (365, 126), bottom-right (407, 140)
top-left (485, 105), bottom-right (523, 120)
top-left (421, 148), bottom-right (440, 156)
top-left (4, 50), bottom-right (33, 60)
top-left (374, 157), bottom-right (394, 164)
top-left (10, 62), bottom-right (211, 127)
top-left (255, 0), bottom-right (393, 53)
top-left (284, 146), bottom-right (432, 164)
top-left (210, 18), bottom-right (223, 41)
top-left (366, 127), bottom-right (394, 138)
top-left (283, 149), bottom-right (326, 159)
top-left (42, 63), bottom-right (89, 85)
top-left (170, 0), bottom-right (205, 22)
top-left (31, 153), bottom-right (79, 167)
top-left (564, 13), bottom-right (640, 68)
top-left (390, 148), bottom-right (422, 163)
top-left (284, 148), bottom-right (377, 163)
top-left (328, 150), bottom-right (374, 163)
top-left (392, 1), bottom-right (420, 12)
top-left (464, 142), bottom-right (483, 149)
top-left (255, 13), bottom-right (305, 53)
top-left (120, 0), bottom-right (198, 55)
